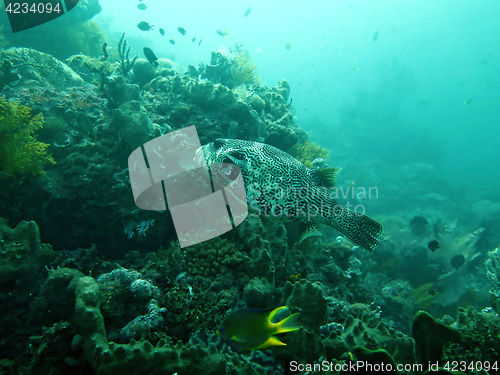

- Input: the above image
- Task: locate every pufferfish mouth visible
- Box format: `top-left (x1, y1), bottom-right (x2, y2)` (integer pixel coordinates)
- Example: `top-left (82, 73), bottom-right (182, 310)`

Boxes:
top-left (193, 144), bottom-right (213, 167)
top-left (193, 144), bottom-right (242, 182)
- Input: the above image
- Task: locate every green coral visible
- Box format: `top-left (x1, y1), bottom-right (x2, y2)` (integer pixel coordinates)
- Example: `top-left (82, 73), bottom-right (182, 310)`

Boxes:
top-left (290, 139), bottom-right (330, 168)
top-left (230, 50), bottom-right (261, 86)
top-left (0, 97), bottom-right (55, 176)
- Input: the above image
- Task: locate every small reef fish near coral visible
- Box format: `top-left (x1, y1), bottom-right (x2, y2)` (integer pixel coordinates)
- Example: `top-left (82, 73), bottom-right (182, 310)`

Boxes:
top-left (217, 306), bottom-right (300, 351)
top-left (143, 47), bottom-right (158, 67)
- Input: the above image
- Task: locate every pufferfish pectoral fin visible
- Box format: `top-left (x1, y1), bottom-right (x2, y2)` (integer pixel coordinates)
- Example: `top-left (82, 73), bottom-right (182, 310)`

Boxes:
top-left (298, 221), bottom-right (323, 244)
top-left (315, 166), bottom-right (342, 188)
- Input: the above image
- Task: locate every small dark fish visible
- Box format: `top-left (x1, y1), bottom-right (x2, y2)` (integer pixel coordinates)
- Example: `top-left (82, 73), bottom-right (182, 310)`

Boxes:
top-left (373, 30), bottom-right (379, 41)
top-left (428, 240), bottom-right (440, 252)
top-left (159, 28), bottom-right (165, 36)
top-left (143, 47), bottom-right (159, 67)
top-left (427, 288), bottom-right (438, 297)
top-left (191, 36), bottom-right (196, 42)
top-left (451, 254), bottom-right (465, 269)
top-left (464, 98), bottom-right (473, 105)
top-left (244, 6), bottom-right (251, 17)
top-left (198, 39), bottom-right (202, 46)
top-left (216, 29), bottom-right (230, 37)
top-left (169, 39), bottom-right (175, 45)
top-left (137, 21), bottom-right (153, 31)
top-left (177, 27), bottom-right (186, 36)
top-left (137, 3), bottom-right (147, 10)
top-left (284, 43), bottom-right (292, 50)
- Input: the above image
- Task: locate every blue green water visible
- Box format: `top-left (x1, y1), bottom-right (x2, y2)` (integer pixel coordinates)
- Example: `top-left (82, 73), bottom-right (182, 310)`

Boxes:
top-left (95, 0), bottom-right (500, 190)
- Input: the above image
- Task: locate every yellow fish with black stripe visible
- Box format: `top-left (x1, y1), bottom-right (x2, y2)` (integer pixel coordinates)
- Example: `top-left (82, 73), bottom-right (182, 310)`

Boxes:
top-left (217, 306), bottom-right (300, 351)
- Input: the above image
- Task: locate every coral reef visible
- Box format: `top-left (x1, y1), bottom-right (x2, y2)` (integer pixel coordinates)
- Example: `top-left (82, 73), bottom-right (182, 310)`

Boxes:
top-left (290, 139), bottom-right (331, 168)
top-left (0, 48), bottom-right (84, 91)
top-left (0, 218), bottom-right (54, 284)
top-left (202, 49), bottom-right (260, 89)
top-left (40, 267), bottom-right (269, 374)
top-left (117, 33), bottom-right (138, 75)
top-left (412, 310), bottom-right (461, 364)
top-left (0, 97), bottom-right (55, 176)
top-left (486, 246), bottom-right (500, 313)
top-left (282, 280), bottom-right (327, 333)
top-left (231, 50), bottom-right (261, 86)
top-left (0, 60), bottom-right (20, 91)
top-left (447, 306), bottom-right (500, 363)
top-left (323, 305), bottom-right (414, 368)
top-left (183, 238), bottom-right (249, 280)
top-left (2, 39), bottom-right (498, 375)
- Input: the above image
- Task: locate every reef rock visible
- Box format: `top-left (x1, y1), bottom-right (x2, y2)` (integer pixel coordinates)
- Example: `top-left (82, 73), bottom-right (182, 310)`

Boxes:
top-left (0, 48), bottom-right (84, 91)
top-left (0, 218), bottom-right (54, 284)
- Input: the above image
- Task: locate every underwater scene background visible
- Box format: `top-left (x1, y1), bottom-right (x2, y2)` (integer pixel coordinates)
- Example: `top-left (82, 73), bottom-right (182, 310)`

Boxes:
top-left (1, 0), bottom-right (500, 374)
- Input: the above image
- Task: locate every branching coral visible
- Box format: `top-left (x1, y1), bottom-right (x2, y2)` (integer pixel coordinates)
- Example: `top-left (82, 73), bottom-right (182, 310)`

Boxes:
top-left (0, 97), bottom-right (55, 176)
top-left (230, 50), bottom-right (261, 86)
top-left (117, 33), bottom-right (138, 75)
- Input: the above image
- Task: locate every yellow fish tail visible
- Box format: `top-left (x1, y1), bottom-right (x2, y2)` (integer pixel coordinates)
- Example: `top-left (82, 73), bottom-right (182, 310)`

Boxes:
top-left (272, 309), bottom-right (300, 334)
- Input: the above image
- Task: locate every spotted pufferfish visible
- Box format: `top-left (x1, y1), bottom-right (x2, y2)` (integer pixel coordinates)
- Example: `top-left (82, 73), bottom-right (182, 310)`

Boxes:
top-left (198, 138), bottom-right (383, 250)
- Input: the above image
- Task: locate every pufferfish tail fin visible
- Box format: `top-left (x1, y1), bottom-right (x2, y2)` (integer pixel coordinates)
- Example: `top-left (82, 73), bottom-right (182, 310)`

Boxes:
top-left (268, 306), bottom-right (301, 334)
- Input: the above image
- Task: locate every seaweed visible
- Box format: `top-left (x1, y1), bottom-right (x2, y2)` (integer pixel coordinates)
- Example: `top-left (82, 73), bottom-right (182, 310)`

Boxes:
top-left (0, 97), bottom-right (55, 176)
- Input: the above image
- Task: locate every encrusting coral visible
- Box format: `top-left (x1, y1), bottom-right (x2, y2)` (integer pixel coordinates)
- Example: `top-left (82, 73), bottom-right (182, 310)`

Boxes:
top-left (0, 97), bottom-right (55, 176)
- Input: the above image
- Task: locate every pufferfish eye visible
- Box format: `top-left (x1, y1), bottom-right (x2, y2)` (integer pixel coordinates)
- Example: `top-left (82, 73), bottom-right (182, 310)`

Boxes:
top-left (229, 151), bottom-right (246, 161)
top-left (221, 162), bottom-right (240, 181)
top-left (213, 139), bottom-right (225, 149)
